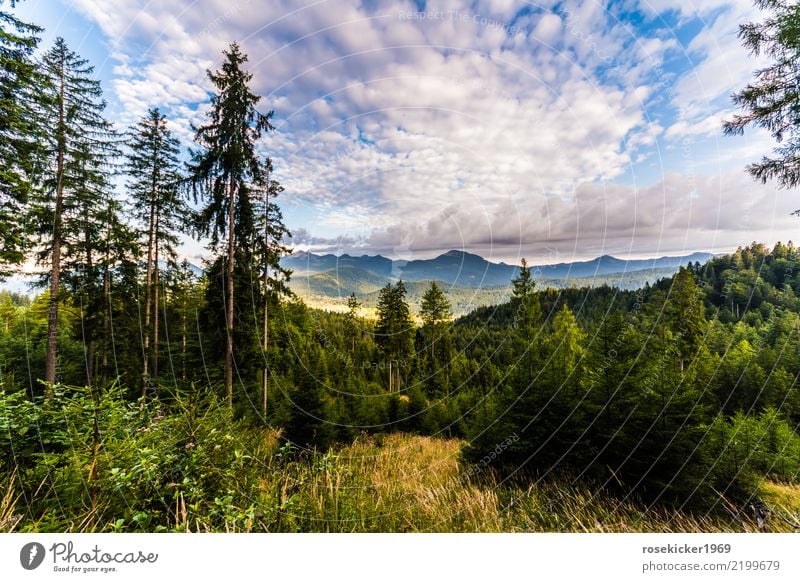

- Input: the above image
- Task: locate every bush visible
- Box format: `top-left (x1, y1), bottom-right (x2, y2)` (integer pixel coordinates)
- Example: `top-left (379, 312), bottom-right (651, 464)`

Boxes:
top-left (700, 409), bottom-right (800, 500)
top-left (0, 384), bottom-right (277, 531)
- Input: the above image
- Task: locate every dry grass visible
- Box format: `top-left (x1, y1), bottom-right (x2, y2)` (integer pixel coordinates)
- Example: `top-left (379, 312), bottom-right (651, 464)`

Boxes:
top-left (759, 481), bottom-right (800, 530)
top-left (0, 472), bottom-right (22, 532)
top-left (10, 431), bottom-right (789, 532)
top-left (257, 434), bottom-right (753, 532)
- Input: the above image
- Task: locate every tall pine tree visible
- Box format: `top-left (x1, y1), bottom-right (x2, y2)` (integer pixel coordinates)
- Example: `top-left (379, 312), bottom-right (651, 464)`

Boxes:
top-left (419, 281), bottom-right (451, 392)
top-left (0, 0), bottom-right (41, 277)
top-left (375, 281), bottom-right (414, 392)
top-left (126, 107), bottom-right (186, 395)
top-left (35, 38), bottom-right (118, 391)
top-left (724, 0), bottom-right (800, 193)
top-left (188, 43), bottom-right (277, 407)
top-left (345, 292), bottom-right (361, 354)
top-left (252, 156), bottom-right (291, 416)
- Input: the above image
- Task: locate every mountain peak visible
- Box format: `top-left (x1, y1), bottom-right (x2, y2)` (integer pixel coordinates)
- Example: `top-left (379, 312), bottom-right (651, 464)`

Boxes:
top-left (438, 249), bottom-right (485, 261)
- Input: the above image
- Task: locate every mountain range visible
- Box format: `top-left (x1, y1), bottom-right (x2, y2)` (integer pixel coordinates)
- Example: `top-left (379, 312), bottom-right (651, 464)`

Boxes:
top-left (1, 250), bottom-right (715, 308)
top-left (282, 249), bottom-right (714, 290)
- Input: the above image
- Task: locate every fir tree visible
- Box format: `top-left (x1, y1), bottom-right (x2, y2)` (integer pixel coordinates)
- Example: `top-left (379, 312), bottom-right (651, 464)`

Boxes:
top-left (510, 257), bottom-right (542, 382)
top-left (584, 310), bottom-right (643, 478)
top-left (163, 259), bottom-right (203, 387)
top-left (35, 38), bottom-right (118, 391)
top-left (374, 281), bottom-right (414, 392)
top-left (188, 42), bottom-right (277, 407)
top-left (345, 292), bottom-right (361, 353)
top-left (665, 267), bottom-right (706, 373)
top-left (0, 0), bottom-right (42, 277)
top-left (126, 107), bottom-right (186, 395)
top-left (511, 257), bottom-right (541, 339)
top-left (724, 0), bottom-right (800, 193)
top-left (419, 281), bottom-right (451, 391)
top-left (252, 156), bottom-right (291, 417)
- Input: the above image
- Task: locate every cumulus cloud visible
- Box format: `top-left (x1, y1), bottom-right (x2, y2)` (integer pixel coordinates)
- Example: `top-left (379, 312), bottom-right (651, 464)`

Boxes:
top-left (60, 0), bottom-right (793, 262)
top-left (352, 168), bottom-right (798, 263)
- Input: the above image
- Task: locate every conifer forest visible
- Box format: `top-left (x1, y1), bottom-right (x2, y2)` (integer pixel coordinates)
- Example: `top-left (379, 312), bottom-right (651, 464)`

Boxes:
top-left (2, 0), bottom-right (800, 532)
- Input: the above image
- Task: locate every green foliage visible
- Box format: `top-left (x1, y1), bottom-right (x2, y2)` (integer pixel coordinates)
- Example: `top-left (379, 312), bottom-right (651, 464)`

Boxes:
top-left (188, 42), bottom-right (274, 249)
top-left (419, 281), bottom-right (452, 394)
top-left (510, 257), bottom-right (541, 339)
top-left (5, 5), bottom-right (800, 531)
top-left (724, 0), bottom-right (800, 192)
top-left (700, 409), bottom-right (800, 499)
top-left (126, 107), bottom-right (185, 258)
top-left (186, 42), bottom-right (288, 406)
top-left (0, 0), bottom-right (41, 276)
top-left (374, 281), bottom-right (414, 391)
top-left (344, 292), bottom-right (361, 353)
top-left (0, 384), bottom-right (274, 532)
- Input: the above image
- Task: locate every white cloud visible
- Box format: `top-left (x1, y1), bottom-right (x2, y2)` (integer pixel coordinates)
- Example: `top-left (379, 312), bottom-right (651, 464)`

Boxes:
top-left (59, 0), bottom-right (789, 262)
top-left (663, 1), bottom-right (766, 137)
top-left (356, 169), bottom-right (800, 262)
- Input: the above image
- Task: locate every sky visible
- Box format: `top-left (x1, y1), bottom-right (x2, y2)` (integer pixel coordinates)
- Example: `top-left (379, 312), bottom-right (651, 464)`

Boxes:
top-left (16, 0), bottom-right (800, 265)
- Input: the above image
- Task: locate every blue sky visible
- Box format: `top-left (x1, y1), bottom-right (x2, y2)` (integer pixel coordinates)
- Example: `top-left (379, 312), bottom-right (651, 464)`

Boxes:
top-left (16, 0), bottom-right (800, 265)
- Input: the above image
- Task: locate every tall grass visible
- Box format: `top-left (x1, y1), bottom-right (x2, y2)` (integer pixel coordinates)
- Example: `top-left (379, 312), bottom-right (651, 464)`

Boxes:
top-left (258, 434), bottom-right (775, 533)
top-left (2, 385), bottom-right (790, 532)
top-left (0, 471), bottom-right (21, 532)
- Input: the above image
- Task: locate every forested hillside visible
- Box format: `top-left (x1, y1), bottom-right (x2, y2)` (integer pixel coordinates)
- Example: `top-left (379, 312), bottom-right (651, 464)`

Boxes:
top-left (2, 0), bottom-right (800, 533)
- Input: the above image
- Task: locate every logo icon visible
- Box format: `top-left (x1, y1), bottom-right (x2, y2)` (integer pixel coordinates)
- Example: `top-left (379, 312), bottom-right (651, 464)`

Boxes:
top-left (20, 542), bottom-right (45, 570)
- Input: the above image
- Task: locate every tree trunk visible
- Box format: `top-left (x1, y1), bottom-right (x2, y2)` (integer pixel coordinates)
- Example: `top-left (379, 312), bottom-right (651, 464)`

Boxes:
top-left (101, 212), bottom-right (111, 386)
top-left (431, 324), bottom-right (436, 375)
top-left (261, 182), bottom-right (269, 418)
top-left (225, 177), bottom-right (235, 408)
top-left (142, 201), bottom-right (155, 397)
top-left (84, 220), bottom-right (94, 385)
top-left (45, 60), bottom-right (67, 394)
top-left (86, 338), bottom-right (95, 387)
top-left (101, 263), bottom-right (109, 385)
top-left (153, 215), bottom-right (160, 385)
top-left (181, 294), bottom-right (187, 384)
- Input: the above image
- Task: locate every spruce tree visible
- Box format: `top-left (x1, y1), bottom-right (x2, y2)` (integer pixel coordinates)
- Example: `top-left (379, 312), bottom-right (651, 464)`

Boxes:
top-left (59, 141), bottom-right (132, 386)
top-left (126, 108), bottom-right (185, 395)
top-left (253, 157), bottom-right (291, 416)
top-left (664, 267), bottom-right (706, 373)
top-left (724, 0), bottom-right (800, 192)
top-left (510, 257), bottom-right (542, 381)
top-left (419, 281), bottom-right (451, 390)
top-left (188, 42), bottom-right (277, 407)
top-left (0, 0), bottom-right (41, 277)
top-left (584, 310), bottom-right (643, 478)
top-left (511, 257), bottom-right (541, 340)
top-left (35, 38), bottom-right (118, 390)
top-left (345, 292), bottom-right (361, 353)
top-left (374, 281), bottom-right (414, 392)
top-left (163, 259), bottom-right (203, 387)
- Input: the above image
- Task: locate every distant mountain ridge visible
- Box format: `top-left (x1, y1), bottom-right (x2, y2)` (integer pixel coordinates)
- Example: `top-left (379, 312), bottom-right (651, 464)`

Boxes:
top-left (282, 249), bottom-right (715, 289)
top-left (2, 250), bottom-right (714, 301)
